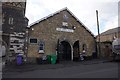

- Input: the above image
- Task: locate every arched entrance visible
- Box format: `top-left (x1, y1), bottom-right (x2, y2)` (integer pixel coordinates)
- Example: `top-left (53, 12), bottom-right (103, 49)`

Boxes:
top-left (57, 40), bottom-right (71, 61)
top-left (73, 40), bottom-right (80, 61)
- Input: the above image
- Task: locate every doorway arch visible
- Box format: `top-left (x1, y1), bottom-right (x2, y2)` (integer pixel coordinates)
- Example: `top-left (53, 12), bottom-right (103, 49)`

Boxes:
top-left (73, 40), bottom-right (80, 61)
top-left (57, 41), bottom-right (71, 61)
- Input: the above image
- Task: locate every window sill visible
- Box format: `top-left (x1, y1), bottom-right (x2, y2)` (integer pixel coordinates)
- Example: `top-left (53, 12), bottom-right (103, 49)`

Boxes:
top-left (39, 50), bottom-right (44, 54)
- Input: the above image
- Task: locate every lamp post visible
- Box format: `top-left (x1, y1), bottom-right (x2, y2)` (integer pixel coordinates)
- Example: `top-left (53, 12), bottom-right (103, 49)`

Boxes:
top-left (96, 10), bottom-right (101, 58)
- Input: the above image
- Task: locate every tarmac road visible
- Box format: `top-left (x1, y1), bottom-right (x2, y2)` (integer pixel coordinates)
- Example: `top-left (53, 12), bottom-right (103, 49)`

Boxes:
top-left (2, 61), bottom-right (119, 78)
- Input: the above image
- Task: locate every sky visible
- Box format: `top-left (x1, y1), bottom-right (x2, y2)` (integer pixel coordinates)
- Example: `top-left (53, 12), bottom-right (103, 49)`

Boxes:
top-left (25, 0), bottom-right (119, 36)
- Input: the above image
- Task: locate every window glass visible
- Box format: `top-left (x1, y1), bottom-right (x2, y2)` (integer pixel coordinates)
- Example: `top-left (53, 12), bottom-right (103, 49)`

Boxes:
top-left (82, 44), bottom-right (87, 51)
top-left (39, 41), bottom-right (44, 53)
top-left (9, 17), bottom-right (13, 25)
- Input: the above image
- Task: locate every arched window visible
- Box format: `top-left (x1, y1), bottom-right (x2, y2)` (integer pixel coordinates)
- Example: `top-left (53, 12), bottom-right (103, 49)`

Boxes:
top-left (82, 44), bottom-right (87, 51)
top-left (63, 14), bottom-right (68, 22)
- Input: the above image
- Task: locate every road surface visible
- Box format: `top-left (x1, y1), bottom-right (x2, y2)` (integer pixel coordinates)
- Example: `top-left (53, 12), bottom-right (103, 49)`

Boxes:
top-left (2, 62), bottom-right (119, 78)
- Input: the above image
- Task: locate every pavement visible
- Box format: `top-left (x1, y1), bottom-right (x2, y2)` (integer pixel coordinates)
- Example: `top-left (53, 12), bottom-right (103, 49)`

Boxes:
top-left (2, 58), bottom-right (114, 73)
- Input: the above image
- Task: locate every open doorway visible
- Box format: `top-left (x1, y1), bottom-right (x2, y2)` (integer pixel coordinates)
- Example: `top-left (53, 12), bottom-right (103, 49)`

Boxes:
top-left (57, 41), bottom-right (71, 61)
top-left (73, 40), bottom-right (80, 61)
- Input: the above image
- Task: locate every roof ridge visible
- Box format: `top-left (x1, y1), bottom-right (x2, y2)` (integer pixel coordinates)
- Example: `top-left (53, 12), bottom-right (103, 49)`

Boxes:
top-left (100, 27), bottom-right (119, 36)
top-left (27, 7), bottom-right (68, 27)
top-left (27, 7), bottom-right (95, 37)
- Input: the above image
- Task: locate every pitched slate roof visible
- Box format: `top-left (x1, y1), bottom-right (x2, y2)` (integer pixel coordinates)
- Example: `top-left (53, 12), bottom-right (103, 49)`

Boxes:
top-left (100, 27), bottom-right (120, 36)
top-left (27, 7), bottom-right (95, 37)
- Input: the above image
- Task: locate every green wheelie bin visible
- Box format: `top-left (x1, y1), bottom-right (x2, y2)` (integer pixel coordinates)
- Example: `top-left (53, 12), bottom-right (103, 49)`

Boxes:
top-left (47, 55), bottom-right (51, 64)
top-left (51, 54), bottom-right (57, 64)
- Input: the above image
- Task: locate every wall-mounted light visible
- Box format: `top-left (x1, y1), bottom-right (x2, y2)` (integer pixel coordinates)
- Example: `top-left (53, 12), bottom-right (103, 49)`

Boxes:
top-left (32, 28), bottom-right (34, 31)
top-left (26, 30), bottom-right (28, 33)
top-left (72, 26), bottom-right (76, 30)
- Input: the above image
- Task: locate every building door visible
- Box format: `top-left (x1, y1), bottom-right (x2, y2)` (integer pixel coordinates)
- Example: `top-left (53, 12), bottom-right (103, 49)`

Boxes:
top-left (73, 41), bottom-right (80, 61)
top-left (57, 40), bottom-right (71, 61)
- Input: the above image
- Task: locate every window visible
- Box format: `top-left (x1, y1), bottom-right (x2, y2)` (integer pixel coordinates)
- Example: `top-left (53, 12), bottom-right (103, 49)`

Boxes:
top-left (8, 17), bottom-right (13, 25)
top-left (39, 44), bottom-right (44, 50)
top-left (30, 38), bottom-right (37, 43)
top-left (39, 41), bottom-right (45, 53)
top-left (82, 44), bottom-right (87, 51)
top-left (63, 14), bottom-right (68, 22)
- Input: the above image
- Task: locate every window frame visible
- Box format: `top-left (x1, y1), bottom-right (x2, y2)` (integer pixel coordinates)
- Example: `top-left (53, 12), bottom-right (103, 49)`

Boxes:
top-left (38, 41), bottom-right (45, 53)
top-left (8, 17), bottom-right (13, 25)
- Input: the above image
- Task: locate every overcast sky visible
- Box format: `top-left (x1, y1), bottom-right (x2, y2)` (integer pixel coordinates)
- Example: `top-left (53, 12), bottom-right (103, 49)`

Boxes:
top-left (25, 0), bottom-right (119, 35)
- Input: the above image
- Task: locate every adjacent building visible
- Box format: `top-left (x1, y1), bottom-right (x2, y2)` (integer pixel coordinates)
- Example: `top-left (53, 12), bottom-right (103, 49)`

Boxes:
top-left (27, 8), bottom-right (96, 63)
top-left (96, 27), bottom-right (120, 58)
top-left (2, 1), bottom-right (28, 61)
top-left (96, 27), bottom-right (120, 42)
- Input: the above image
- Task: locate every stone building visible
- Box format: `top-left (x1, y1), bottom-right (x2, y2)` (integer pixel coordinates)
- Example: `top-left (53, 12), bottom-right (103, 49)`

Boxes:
top-left (27, 8), bottom-right (96, 63)
top-left (96, 27), bottom-right (120, 42)
top-left (2, 1), bottom-right (28, 61)
top-left (96, 27), bottom-right (120, 58)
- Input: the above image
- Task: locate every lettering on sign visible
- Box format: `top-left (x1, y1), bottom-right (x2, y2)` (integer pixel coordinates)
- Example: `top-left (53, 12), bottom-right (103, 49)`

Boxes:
top-left (56, 28), bottom-right (74, 32)
top-left (62, 22), bottom-right (68, 26)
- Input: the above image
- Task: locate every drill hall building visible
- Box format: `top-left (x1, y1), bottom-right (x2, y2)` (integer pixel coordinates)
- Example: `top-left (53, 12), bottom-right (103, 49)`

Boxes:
top-left (27, 8), bottom-right (96, 63)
